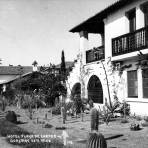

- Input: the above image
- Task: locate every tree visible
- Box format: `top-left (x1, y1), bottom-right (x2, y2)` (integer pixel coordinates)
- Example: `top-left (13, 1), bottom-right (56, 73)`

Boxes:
top-left (40, 73), bottom-right (67, 106)
top-left (60, 50), bottom-right (66, 78)
top-left (12, 72), bottom-right (43, 92)
top-left (32, 60), bottom-right (38, 67)
top-left (12, 71), bottom-right (67, 106)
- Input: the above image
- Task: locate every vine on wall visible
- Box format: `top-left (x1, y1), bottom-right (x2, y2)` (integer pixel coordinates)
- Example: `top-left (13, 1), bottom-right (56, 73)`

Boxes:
top-left (136, 51), bottom-right (148, 69)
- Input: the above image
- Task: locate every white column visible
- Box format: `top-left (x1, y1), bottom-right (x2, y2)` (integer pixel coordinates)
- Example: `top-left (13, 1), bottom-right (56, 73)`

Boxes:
top-left (136, 6), bottom-right (145, 30)
top-left (79, 31), bottom-right (89, 65)
top-left (124, 71), bottom-right (128, 99)
top-left (100, 33), bottom-right (104, 46)
top-left (138, 68), bottom-right (143, 99)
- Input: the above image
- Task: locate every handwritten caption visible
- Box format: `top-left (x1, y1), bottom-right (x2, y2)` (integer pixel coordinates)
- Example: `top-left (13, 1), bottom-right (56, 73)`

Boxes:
top-left (7, 134), bottom-right (62, 144)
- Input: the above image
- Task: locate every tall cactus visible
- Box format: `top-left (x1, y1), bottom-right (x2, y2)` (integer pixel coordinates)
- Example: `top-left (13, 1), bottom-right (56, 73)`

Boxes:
top-left (90, 108), bottom-right (99, 132)
top-left (87, 133), bottom-right (107, 148)
top-left (61, 106), bottom-right (66, 124)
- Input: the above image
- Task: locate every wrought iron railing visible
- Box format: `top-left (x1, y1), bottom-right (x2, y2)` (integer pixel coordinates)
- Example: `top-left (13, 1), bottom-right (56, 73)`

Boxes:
top-left (112, 26), bottom-right (148, 56)
top-left (86, 46), bottom-right (104, 63)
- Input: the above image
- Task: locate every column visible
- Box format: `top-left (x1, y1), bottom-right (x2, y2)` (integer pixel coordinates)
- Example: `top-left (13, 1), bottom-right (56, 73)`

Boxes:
top-left (79, 31), bottom-right (89, 65)
top-left (136, 6), bottom-right (145, 29)
top-left (138, 68), bottom-right (143, 99)
top-left (100, 33), bottom-right (105, 46)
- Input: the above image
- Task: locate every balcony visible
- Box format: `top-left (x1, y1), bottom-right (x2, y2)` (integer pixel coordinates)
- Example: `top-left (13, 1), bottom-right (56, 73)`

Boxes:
top-left (86, 46), bottom-right (104, 63)
top-left (112, 26), bottom-right (148, 57)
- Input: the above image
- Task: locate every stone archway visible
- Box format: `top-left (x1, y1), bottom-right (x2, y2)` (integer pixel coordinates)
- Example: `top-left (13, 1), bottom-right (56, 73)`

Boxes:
top-left (71, 83), bottom-right (81, 97)
top-left (87, 75), bottom-right (103, 103)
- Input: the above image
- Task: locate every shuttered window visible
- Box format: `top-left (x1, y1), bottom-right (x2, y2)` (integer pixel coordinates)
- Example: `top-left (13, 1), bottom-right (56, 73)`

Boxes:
top-left (127, 70), bottom-right (138, 97)
top-left (142, 69), bottom-right (148, 98)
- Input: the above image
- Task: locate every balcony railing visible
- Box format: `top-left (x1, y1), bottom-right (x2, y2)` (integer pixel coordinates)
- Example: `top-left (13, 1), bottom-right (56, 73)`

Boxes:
top-left (112, 26), bottom-right (148, 56)
top-left (86, 46), bottom-right (104, 63)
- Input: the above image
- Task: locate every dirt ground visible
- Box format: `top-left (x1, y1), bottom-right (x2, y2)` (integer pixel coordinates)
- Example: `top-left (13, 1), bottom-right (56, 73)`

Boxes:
top-left (3, 106), bottom-right (148, 148)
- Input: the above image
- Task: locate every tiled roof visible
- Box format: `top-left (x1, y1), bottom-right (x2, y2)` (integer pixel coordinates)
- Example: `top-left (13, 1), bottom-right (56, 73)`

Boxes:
top-left (0, 66), bottom-right (33, 75)
top-left (70, 0), bottom-right (135, 33)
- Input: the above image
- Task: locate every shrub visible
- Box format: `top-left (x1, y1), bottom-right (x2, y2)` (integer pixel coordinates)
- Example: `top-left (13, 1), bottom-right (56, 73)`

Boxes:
top-left (52, 103), bottom-right (61, 115)
top-left (141, 121), bottom-right (148, 127)
top-left (88, 99), bottom-right (94, 109)
top-left (65, 101), bottom-right (74, 111)
top-left (144, 116), bottom-right (148, 122)
top-left (130, 123), bottom-right (140, 131)
top-left (121, 118), bottom-right (129, 123)
top-left (73, 94), bottom-right (84, 114)
top-left (55, 126), bottom-right (66, 130)
top-left (0, 119), bottom-right (30, 146)
top-left (136, 116), bottom-right (142, 121)
top-left (98, 106), bottom-right (112, 125)
top-left (44, 123), bottom-right (53, 128)
top-left (5, 111), bottom-right (17, 123)
top-left (52, 101), bottom-right (74, 115)
top-left (21, 94), bottom-right (32, 109)
top-left (117, 102), bottom-right (130, 116)
top-left (0, 96), bottom-right (8, 111)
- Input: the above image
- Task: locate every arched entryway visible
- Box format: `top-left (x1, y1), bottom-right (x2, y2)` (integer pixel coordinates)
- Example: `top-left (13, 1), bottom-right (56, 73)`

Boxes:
top-left (87, 75), bottom-right (103, 103)
top-left (71, 83), bottom-right (81, 97)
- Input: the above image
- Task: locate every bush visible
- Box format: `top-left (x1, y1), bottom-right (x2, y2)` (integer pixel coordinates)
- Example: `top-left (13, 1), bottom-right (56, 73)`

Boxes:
top-left (0, 119), bottom-right (30, 144)
top-left (73, 94), bottom-right (84, 114)
top-left (130, 123), bottom-right (140, 131)
top-left (5, 111), bottom-right (17, 123)
top-left (52, 103), bottom-right (61, 115)
top-left (88, 99), bottom-right (94, 109)
top-left (52, 101), bottom-right (75, 115)
top-left (136, 116), bottom-right (142, 121)
top-left (116, 102), bottom-right (130, 116)
top-left (0, 96), bottom-right (7, 111)
top-left (144, 116), bottom-right (148, 122)
top-left (121, 118), bottom-right (129, 123)
top-left (44, 123), bottom-right (53, 128)
top-left (21, 94), bottom-right (46, 109)
top-left (141, 121), bottom-right (148, 127)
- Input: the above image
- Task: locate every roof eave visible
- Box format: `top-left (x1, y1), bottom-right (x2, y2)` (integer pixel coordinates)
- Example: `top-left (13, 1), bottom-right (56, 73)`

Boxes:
top-left (69, 0), bottom-right (135, 33)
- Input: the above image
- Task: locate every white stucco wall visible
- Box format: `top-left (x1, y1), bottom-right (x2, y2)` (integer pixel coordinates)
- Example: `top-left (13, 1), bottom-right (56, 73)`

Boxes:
top-left (104, 0), bottom-right (148, 58)
top-left (68, 0), bottom-right (148, 115)
top-left (112, 59), bottom-right (148, 115)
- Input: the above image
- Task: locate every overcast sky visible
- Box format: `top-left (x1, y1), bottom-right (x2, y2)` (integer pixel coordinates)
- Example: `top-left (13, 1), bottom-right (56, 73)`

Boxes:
top-left (0, 0), bottom-right (116, 66)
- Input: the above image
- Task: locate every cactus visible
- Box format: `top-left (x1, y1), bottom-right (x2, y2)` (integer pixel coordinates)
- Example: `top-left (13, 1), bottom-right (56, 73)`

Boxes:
top-left (87, 132), bottom-right (107, 148)
top-left (61, 107), bottom-right (66, 124)
top-left (90, 108), bottom-right (99, 132)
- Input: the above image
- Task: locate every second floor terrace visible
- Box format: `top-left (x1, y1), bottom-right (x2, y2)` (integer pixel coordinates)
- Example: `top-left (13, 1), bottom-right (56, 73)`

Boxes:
top-left (86, 46), bottom-right (105, 63)
top-left (70, 0), bottom-right (148, 63)
top-left (112, 26), bottom-right (148, 57)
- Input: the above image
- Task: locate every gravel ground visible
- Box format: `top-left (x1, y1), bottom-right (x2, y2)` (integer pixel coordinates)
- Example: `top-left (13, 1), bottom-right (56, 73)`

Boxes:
top-left (3, 106), bottom-right (148, 148)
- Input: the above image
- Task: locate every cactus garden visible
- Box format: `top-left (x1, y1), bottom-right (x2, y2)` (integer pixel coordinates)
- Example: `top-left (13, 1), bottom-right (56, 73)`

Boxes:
top-left (0, 103), bottom-right (147, 148)
top-left (0, 52), bottom-right (147, 148)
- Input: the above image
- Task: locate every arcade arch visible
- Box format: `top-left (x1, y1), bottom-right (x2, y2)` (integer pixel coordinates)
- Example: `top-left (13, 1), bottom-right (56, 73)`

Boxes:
top-left (87, 75), bottom-right (103, 104)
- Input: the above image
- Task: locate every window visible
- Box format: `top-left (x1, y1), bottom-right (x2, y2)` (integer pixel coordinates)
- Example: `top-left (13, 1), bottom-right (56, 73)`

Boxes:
top-left (141, 2), bottom-right (148, 26)
top-left (127, 70), bottom-right (138, 97)
top-left (126, 9), bottom-right (136, 32)
top-left (142, 69), bottom-right (148, 98)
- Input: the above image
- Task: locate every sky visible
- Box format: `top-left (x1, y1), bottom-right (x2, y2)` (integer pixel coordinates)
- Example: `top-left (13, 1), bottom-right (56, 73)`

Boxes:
top-left (0, 0), bottom-right (116, 66)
